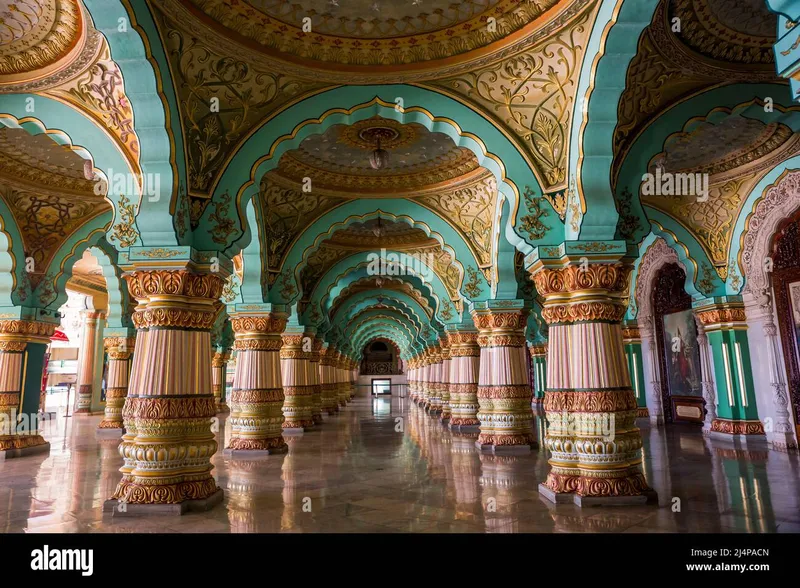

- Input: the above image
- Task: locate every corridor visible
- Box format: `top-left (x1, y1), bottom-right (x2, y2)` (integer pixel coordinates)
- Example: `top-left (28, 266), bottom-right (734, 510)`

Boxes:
top-left (1, 396), bottom-right (798, 534)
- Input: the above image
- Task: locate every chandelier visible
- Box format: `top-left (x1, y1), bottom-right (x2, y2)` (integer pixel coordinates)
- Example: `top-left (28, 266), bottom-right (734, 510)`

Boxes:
top-left (359, 127), bottom-right (398, 170)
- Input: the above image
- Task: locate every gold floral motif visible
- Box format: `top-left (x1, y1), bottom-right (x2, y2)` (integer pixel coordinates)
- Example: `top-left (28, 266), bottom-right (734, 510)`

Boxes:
top-left (519, 186), bottom-right (551, 241)
top-left (544, 389), bottom-right (637, 412)
top-left (542, 301), bottom-right (627, 325)
top-left (231, 314), bottom-right (288, 335)
top-left (207, 190), bottom-right (238, 246)
top-left (695, 306), bottom-right (747, 326)
top-left (464, 266), bottom-right (483, 299)
top-left (110, 194), bottom-right (139, 249)
top-left (532, 263), bottom-right (632, 297)
top-left (139, 248), bottom-right (181, 259)
top-left (710, 418), bottom-right (765, 435)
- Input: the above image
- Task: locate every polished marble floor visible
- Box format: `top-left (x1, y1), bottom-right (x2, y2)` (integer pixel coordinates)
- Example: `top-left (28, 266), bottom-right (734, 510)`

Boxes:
top-left (2, 395), bottom-right (800, 533)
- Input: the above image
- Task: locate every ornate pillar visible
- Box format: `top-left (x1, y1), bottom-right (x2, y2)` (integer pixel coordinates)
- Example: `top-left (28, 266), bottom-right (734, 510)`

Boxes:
top-left (107, 270), bottom-right (223, 513)
top-left (638, 315), bottom-right (665, 426)
top-left (471, 302), bottom-right (534, 454)
top-left (695, 300), bottom-right (766, 443)
top-left (440, 340), bottom-right (452, 422)
top-left (320, 346), bottom-right (339, 415)
top-left (212, 350), bottom-right (231, 413)
top-left (336, 351), bottom-right (348, 408)
top-left (427, 345), bottom-right (443, 414)
top-left (75, 310), bottom-right (105, 415)
top-left (447, 328), bottom-right (480, 433)
top-left (418, 351), bottom-right (430, 407)
top-left (528, 342), bottom-right (547, 407)
top-left (695, 318), bottom-right (718, 434)
top-left (226, 312), bottom-right (289, 454)
top-left (0, 320), bottom-right (55, 458)
top-left (622, 322), bottom-right (648, 418)
top-left (308, 335), bottom-right (323, 425)
top-left (280, 332), bottom-right (314, 433)
top-left (744, 291), bottom-right (797, 450)
top-left (408, 356), bottom-right (418, 402)
top-left (348, 359), bottom-right (357, 400)
top-left (531, 259), bottom-right (654, 506)
top-left (97, 336), bottom-right (135, 432)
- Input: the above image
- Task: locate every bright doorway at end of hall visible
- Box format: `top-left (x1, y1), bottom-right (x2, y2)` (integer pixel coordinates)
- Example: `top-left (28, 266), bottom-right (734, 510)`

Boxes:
top-left (371, 379), bottom-right (391, 395)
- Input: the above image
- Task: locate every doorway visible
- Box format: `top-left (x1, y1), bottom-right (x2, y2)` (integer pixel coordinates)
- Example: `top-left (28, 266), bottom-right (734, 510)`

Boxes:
top-left (371, 379), bottom-right (391, 395)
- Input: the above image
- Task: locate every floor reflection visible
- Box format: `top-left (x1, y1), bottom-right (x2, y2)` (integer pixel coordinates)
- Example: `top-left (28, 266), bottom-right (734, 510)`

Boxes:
top-left (0, 397), bottom-right (798, 532)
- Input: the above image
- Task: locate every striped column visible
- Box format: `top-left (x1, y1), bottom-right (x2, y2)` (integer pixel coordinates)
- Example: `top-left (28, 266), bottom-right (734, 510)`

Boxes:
top-left (0, 320), bottom-right (55, 458)
top-left (97, 336), bottom-right (135, 431)
top-left (75, 310), bottom-right (105, 415)
top-left (308, 336), bottom-right (323, 425)
top-left (695, 301), bottom-right (765, 441)
top-left (408, 357), bottom-right (418, 402)
top-left (472, 305), bottom-right (534, 453)
top-left (427, 345), bottom-right (443, 414)
top-left (320, 346), bottom-right (339, 415)
top-left (440, 340), bottom-right (452, 422)
top-left (108, 270), bottom-right (222, 512)
top-left (336, 351), bottom-right (348, 408)
top-left (349, 359), bottom-right (357, 400)
top-left (417, 353), bottom-right (429, 406)
top-left (226, 312), bottom-right (288, 453)
top-left (528, 343), bottom-right (547, 407)
top-left (621, 323), bottom-right (648, 418)
top-left (212, 350), bottom-right (231, 413)
top-left (448, 329), bottom-right (480, 432)
top-left (280, 333), bottom-right (314, 432)
top-left (531, 261), bottom-right (654, 506)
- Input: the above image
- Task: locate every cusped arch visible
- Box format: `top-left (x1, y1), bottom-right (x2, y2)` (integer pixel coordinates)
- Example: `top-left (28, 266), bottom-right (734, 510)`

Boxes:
top-left (634, 235), bottom-right (696, 322)
top-left (206, 87), bottom-right (551, 260)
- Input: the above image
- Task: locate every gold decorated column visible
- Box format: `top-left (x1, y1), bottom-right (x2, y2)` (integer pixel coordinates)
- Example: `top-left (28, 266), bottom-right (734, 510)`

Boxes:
top-left (472, 303), bottom-right (535, 454)
top-left (226, 312), bottom-right (288, 454)
top-left (0, 320), bottom-right (55, 458)
top-left (106, 270), bottom-right (223, 513)
top-left (97, 336), bottom-right (135, 432)
top-left (447, 329), bottom-right (481, 433)
top-left (280, 333), bottom-right (315, 433)
top-left (408, 356), bottom-right (418, 402)
top-left (212, 350), bottom-right (231, 413)
top-left (336, 351), bottom-right (348, 408)
top-left (440, 340), bottom-right (452, 422)
top-left (308, 335), bottom-right (323, 425)
top-left (531, 259), bottom-right (655, 506)
top-left (75, 310), bottom-right (105, 415)
top-left (320, 346), bottom-right (339, 415)
top-left (427, 345), bottom-right (443, 414)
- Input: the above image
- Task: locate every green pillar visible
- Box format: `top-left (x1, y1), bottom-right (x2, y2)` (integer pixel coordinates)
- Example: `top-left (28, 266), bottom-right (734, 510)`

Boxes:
top-left (695, 300), bottom-right (764, 439)
top-left (623, 323), bottom-right (648, 417)
top-left (528, 343), bottom-right (547, 406)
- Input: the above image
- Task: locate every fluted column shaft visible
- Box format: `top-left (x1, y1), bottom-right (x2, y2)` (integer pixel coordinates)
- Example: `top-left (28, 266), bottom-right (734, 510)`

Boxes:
top-left (227, 313), bottom-right (288, 453)
top-left (98, 337), bottom-right (135, 430)
top-left (528, 343), bottom-right (547, 406)
top-left (308, 336), bottom-right (323, 425)
top-left (320, 347), bottom-right (339, 415)
top-left (448, 330), bottom-right (480, 431)
top-left (75, 310), bottom-right (105, 415)
top-left (280, 333), bottom-right (314, 431)
top-left (335, 352), bottom-right (348, 407)
top-left (532, 262), bottom-right (652, 502)
top-left (427, 347), bottom-right (443, 414)
top-left (0, 320), bottom-right (55, 456)
top-left (111, 270), bottom-right (222, 508)
top-left (212, 351), bottom-right (231, 413)
top-left (440, 343), bottom-right (452, 422)
top-left (472, 306), bottom-right (534, 452)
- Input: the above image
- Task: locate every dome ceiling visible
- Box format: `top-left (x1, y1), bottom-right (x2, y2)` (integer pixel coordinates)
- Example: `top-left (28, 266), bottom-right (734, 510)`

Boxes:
top-left (0, 0), bottom-right (87, 85)
top-left (272, 117), bottom-right (482, 196)
top-left (181, 0), bottom-right (564, 70)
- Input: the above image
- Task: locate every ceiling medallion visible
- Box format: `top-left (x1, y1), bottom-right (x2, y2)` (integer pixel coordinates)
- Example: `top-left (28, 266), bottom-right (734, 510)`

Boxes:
top-left (340, 118), bottom-right (417, 152)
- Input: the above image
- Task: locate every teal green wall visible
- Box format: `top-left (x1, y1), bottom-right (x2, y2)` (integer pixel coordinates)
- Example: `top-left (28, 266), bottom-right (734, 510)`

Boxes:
top-left (707, 329), bottom-right (760, 421)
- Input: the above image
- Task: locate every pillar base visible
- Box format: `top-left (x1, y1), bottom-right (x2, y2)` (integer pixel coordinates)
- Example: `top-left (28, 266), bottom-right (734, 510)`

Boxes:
top-left (96, 427), bottom-right (124, 438)
top-left (707, 430), bottom-right (768, 447)
top-left (450, 423), bottom-right (480, 434)
top-left (474, 440), bottom-right (534, 455)
top-left (636, 407), bottom-right (649, 418)
top-left (0, 440), bottom-right (50, 460)
top-left (538, 483), bottom-right (658, 507)
top-left (768, 432), bottom-right (799, 452)
top-left (74, 410), bottom-right (105, 416)
top-left (103, 489), bottom-right (224, 516)
top-left (223, 445), bottom-right (288, 458)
